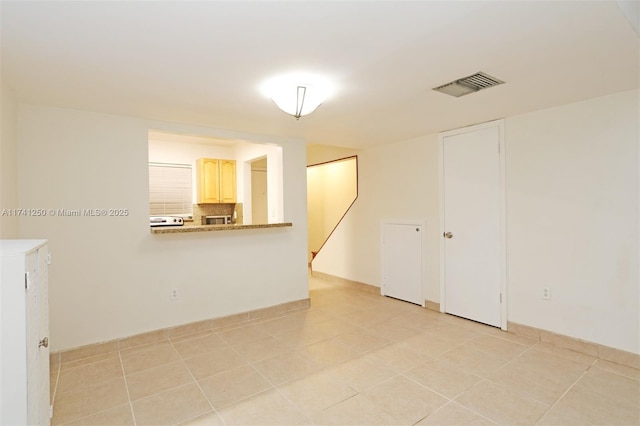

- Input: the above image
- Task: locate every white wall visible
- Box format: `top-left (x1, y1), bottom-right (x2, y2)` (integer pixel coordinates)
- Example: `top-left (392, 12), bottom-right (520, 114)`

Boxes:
top-left (0, 80), bottom-right (19, 238)
top-left (234, 142), bottom-right (283, 224)
top-left (314, 90), bottom-right (639, 354)
top-left (505, 90), bottom-right (639, 353)
top-left (313, 134), bottom-right (441, 304)
top-left (16, 105), bottom-right (309, 351)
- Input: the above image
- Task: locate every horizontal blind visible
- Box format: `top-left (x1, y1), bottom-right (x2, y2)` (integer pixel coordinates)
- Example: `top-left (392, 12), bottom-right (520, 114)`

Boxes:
top-left (149, 163), bottom-right (193, 216)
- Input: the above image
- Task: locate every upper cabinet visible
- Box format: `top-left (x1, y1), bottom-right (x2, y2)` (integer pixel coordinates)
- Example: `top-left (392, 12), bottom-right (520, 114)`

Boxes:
top-left (196, 158), bottom-right (237, 204)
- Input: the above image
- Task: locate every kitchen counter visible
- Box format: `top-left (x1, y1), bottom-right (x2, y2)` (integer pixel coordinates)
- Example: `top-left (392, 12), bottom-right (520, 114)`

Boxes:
top-left (150, 222), bottom-right (293, 234)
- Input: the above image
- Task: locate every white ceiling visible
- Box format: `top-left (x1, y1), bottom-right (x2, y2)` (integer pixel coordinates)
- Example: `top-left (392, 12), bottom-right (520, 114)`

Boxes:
top-left (1, 1), bottom-right (638, 149)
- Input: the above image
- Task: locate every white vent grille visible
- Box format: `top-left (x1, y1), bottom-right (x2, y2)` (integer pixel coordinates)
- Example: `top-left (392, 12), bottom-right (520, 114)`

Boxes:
top-left (433, 72), bottom-right (505, 97)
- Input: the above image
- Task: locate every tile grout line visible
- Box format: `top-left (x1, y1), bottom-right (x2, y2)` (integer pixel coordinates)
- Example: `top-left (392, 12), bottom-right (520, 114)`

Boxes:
top-left (167, 337), bottom-right (226, 425)
top-left (535, 362), bottom-right (594, 423)
top-left (118, 350), bottom-right (138, 426)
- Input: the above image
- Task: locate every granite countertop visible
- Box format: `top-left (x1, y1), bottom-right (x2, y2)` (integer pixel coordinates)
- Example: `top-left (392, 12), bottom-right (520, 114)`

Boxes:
top-left (150, 223), bottom-right (293, 234)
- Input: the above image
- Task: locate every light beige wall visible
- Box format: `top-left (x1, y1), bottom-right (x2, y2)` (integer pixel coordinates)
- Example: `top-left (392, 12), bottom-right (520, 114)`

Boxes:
top-left (313, 90), bottom-right (639, 354)
top-left (505, 90), bottom-right (639, 353)
top-left (321, 158), bottom-right (357, 236)
top-left (312, 134), bottom-right (440, 301)
top-left (307, 144), bottom-right (360, 166)
top-left (307, 157), bottom-right (358, 263)
top-left (306, 166), bottom-right (325, 261)
top-left (16, 104), bottom-right (309, 351)
top-left (0, 80), bottom-right (19, 237)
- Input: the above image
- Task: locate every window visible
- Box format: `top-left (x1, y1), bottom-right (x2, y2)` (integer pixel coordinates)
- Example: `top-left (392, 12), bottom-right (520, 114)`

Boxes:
top-left (148, 163), bottom-right (193, 217)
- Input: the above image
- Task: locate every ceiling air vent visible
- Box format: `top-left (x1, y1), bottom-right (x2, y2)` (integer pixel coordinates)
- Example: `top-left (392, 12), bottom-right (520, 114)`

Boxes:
top-left (433, 72), bottom-right (505, 97)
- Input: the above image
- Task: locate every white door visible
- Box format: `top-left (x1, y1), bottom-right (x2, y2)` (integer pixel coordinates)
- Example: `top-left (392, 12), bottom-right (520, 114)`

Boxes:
top-left (37, 246), bottom-right (50, 424)
top-left (441, 122), bottom-right (503, 327)
top-left (382, 222), bottom-right (423, 306)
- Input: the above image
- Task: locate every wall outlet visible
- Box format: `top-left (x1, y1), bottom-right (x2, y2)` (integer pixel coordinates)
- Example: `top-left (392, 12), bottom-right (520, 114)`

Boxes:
top-left (170, 288), bottom-right (179, 301)
top-left (542, 287), bottom-right (551, 300)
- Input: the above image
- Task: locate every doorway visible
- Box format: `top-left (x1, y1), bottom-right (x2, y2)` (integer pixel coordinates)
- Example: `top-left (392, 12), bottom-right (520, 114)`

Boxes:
top-left (250, 158), bottom-right (268, 224)
top-left (439, 120), bottom-right (506, 329)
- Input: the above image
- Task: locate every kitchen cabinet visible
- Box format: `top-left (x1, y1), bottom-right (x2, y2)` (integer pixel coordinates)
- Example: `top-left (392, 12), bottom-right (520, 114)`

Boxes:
top-left (196, 158), bottom-right (237, 204)
top-left (1, 240), bottom-right (50, 426)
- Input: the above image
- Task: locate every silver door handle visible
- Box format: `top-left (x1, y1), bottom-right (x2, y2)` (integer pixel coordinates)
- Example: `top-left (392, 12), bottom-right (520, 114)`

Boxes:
top-left (443, 232), bottom-right (453, 239)
top-left (39, 337), bottom-right (49, 349)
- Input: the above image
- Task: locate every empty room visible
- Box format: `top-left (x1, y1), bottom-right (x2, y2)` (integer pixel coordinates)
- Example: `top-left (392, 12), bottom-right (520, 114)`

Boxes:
top-left (1, 1), bottom-right (638, 425)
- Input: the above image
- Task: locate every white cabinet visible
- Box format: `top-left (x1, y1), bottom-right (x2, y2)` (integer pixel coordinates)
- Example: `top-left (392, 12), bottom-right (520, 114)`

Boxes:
top-left (1, 240), bottom-right (50, 426)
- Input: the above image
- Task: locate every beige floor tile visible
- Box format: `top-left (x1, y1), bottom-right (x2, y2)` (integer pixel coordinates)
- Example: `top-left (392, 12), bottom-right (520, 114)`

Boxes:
top-left (455, 380), bottom-right (549, 425)
top-left (340, 308), bottom-right (399, 329)
top-left (598, 345), bottom-right (640, 369)
top-left (61, 404), bottom-right (134, 426)
top-left (132, 383), bottom-right (212, 426)
top-left (333, 329), bottom-right (391, 354)
top-left (417, 401), bottom-right (496, 425)
top-left (120, 341), bottom-right (181, 375)
top-left (254, 315), bottom-right (310, 337)
top-left (594, 359), bottom-right (640, 380)
top-left (60, 341), bottom-right (119, 364)
top-left (277, 369), bottom-right (357, 413)
top-left (60, 351), bottom-right (120, 370)
top-left (366, 342), bottom-right (432, 373)
top-left (178, 411), bottom-right (224, 426)
top-left (328, 356), bottom-right (397, 392)
top-left (405, 357), bottom-right (482, 399)
top-left (319, 320), bottom-right (366, 339)
top-left (217, 389), bottom-right (312, 425)
top-left (119, 329), bottom-right (169, 350)
top-left (171, 333), bottom-right (228, 359)
top-left (217, 323), bottom-right (270, 345)
top-left (311, 394), bottom-right (398, 426)
top-left (51, 281), bottom-right (639, 426)
top-left (371, 319), bottom-right (422, 342)
top-left (56, 356), bottom-right (123, 394)
top-left (230, 335), bottom-right (293, 362)
top-left (274, 325), bottom-right (336, 348)
top-left (464, 334), bottom-right (529, 361)
top-left (300, 338), bottom-right (360, 367)
top-left (438, 345), bottom-right (510, 377)
top-left (403, 331), bottom-right (463, 357)
top-left (423, 321), bottom-right (481, 343)
top-left (198, 365), bottom-right (272, 409)
top-left (183, 347), bottom-right (246, 380)
top-left (532, 341), bottom-right (597, 366)
top-left (538, 384), bottom-right (640, 425)
top-left (363, 376), bottom-right (448, 424)
top-left (52, 377), bottom-right (129, 425)
top-left (481, 327), bottom-right (538, 347)
top-left (489, 348), bottom-right (588, 405)
top-left (576, 366), bottom-right (640, 407)
top-left (125, 360), bottom-right (194, 401)
top-left (170, 329), bottom-right (217, 344)
top-left (250, 351), bottom-right (322, 385)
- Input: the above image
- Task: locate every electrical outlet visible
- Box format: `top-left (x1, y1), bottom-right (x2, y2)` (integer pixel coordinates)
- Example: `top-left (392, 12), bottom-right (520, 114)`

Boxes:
top-left (542, 287), bottom-right (551, 300)
top-left (170, 288), bottom-right (179, 301)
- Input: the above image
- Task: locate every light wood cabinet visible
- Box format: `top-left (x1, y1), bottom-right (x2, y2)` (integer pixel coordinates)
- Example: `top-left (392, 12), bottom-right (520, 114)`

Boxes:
top-left (196, 158), bottom-right (236, 204)
top-left (1, 239), bottom-right (50, 426)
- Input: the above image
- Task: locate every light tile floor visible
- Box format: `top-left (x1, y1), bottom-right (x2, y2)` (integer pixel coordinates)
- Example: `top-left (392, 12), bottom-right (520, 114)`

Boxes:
top-left (50, 275), bottom-right (640, 425)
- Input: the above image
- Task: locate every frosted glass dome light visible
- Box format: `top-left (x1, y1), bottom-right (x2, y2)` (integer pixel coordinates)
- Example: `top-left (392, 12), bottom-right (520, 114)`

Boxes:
top-left (261, 73), bottom-right (333, 119)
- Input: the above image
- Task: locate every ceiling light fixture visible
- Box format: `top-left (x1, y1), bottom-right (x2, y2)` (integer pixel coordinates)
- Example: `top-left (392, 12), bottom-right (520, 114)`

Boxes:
top-left (261, 73), bottom-right (333, 119)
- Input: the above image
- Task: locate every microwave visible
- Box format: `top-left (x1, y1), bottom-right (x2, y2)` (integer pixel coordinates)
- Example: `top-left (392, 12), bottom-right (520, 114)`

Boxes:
top-left (203, 215), bottom-right (232, 225)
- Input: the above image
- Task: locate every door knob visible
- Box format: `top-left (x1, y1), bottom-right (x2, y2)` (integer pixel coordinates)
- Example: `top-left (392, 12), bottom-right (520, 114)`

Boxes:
top-left (39, 337), bottom-right (49, 349)
top-left (443, 232), bottom-right (453, 239)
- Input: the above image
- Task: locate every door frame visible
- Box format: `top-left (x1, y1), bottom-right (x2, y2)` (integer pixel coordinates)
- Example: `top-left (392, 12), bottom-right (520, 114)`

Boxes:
top-left (438, 119), bottom-right (507, 330)
top-left (381, 219), bottom-right (426, 307)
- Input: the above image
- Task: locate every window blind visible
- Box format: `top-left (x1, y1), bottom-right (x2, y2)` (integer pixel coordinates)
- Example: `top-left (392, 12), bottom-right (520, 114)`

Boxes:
top-left (149, 163), bottom-right (193, 216)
